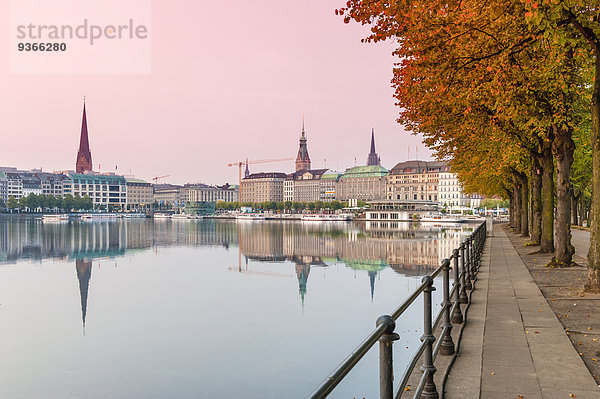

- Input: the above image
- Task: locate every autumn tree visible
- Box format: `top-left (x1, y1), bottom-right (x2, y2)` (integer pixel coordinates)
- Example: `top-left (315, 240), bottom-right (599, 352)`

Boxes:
top-left (338, 0), bottom-right (586, 266)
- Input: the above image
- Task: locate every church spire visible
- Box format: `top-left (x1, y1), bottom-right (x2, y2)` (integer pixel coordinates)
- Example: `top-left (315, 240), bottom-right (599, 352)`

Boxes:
top-left (367, 128), bottom-right (381, 166)
top-left (295, 116), bottom-right (311, 172)
top-left (244, 158), bottom-right (250, 178)
top-left (76, 100), bottom-right (93, 173)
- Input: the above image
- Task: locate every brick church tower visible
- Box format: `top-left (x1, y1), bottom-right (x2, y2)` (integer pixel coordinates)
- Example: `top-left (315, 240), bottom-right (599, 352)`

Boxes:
top-left (76, 101), bottom-right (93, 173)
top-left (295, 118), bottom-right (311, 172)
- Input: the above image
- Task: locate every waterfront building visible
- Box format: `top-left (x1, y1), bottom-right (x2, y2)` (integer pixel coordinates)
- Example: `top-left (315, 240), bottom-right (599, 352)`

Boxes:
top-left (320, 172), bottom-right (342, 202)
top-left (125, 177), bottom-right (153, 210)
top-left (283, 169), bottom-right (329, 202)
top-left (6, 172), bottom-right (23, 199)
top-left (21, 173), bottom-right (42, 197)
top-left (366, 129), bottom-right (381, 166)
top-left (0, 172), bottom-right (6, 202)
top-left (185, 201), bottom-right (217, 216)
top-left (179, 183), bottom-right (239, 205)
top-left (336, 165), bottom-right (389, 201)
top-left (76, 102), bottom-right (93, 174)
top-left (38, 173), bottom-right (70, 197)
top-left (154, 184), bottom-right (182, 207)
top-left (67, 173), bottom-right (127, 209)
top-left (295, 120), bottom-right (311, 172)
top-left (439, 171), bottom-right (483, 209)
top-left (240, 172), bottom-right (286, 203)
top-left (0, 170), bottom-right (70, 200)
top-left (386, 160), bottom-right (447, 202)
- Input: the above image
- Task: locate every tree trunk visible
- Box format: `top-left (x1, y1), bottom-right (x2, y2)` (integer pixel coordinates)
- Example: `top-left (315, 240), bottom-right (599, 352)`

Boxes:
top-left (519, 172), bottom-right (529, 237)
top-left (552, 124), bottom-right (575, 265)
top-left (513, 180), bottom-right (522, 233)
top-left (508, 192), bottom-right (514, 228)
top-left (541, 138), bottom-right (555, 253)
top-left (531, 157), bottom-right (542, 244)
top-left (571, 192), bottom-right (579, 226)
top-left (586, 49), bottom-right (600, 291)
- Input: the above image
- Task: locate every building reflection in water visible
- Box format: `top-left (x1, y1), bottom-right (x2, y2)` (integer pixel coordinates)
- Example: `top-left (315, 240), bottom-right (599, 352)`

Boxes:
top-left (0, 218), bottom-right (473, 322)
top-left (237, 220), bottom-right (471, 306)
top-left (75, 259), bottom-right (92, 331)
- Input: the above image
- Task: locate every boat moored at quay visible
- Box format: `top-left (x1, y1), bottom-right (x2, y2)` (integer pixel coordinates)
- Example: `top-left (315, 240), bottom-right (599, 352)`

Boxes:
top-left (235, 213), bottom-right (266, 221)
top-left (366, 200), bottom-right (473, 223)
top-left (81, 213), bottom-right (120, 221)
top-left (419, 214), bottom-right (465, 223)
top-left (42, 214), bottom-right (70, 222)
top-left (366, 200), bottom-right (439, 222)
top-left (301, 213), bottom-right (352, 222)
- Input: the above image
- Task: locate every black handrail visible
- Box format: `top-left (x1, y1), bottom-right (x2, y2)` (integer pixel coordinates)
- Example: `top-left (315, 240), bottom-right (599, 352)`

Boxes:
top-left (309, 221), bottom-right (487, 399)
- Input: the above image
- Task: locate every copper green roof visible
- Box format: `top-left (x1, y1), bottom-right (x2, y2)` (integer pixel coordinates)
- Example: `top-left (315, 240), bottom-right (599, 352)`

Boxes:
top-left (343, 258), bottom-right (389, 272)
top-left (69, 173), bottom-right (126, 183)
top-left (321, 173), bottom-right (342, 180)
top-left (340, 165), bottom-right (389, 179)
top-left (125, 177), bottom-right (150, 184)
top-left (0, 172), bottom-right (6, 179)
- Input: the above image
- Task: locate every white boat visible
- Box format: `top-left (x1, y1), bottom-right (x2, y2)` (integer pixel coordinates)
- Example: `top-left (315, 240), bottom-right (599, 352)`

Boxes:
top-left (124, 213), bottom-right (147, 218)
top-left (461, 215), bottom-right (486, 222)
top-left (420, 214), bottom-right (464, 223)
top-left (153, 213), bottom-right (171, 219)
top-left (301, 214), bottom-right (351, 222)
top-left (171, 214), bottom-right (191, 220)
top-left (235, 213), bottom-right (266, 220)
top-left (81, 213), bottom-right (120, 220)
top-left (42, 214), bottom-right (69, 222)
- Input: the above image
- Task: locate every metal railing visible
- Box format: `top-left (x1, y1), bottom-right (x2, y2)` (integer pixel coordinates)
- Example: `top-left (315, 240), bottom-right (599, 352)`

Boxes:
top-left (309, 221), bottom-right (487, 399)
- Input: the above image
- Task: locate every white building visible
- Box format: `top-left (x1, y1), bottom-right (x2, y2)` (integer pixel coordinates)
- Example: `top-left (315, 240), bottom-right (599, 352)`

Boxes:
top-left (0, 172), bottom-right (7, 202)
top-left (439, 171), bottom-right (482, 210)
top-left (66, 172), bottom-right (127, 209)
top-left (179, 183), bottom-right (238, 204)
top-left (283, 169), bottom-right (330, 202)
top-left (6, 173), bottom-right (23, 199)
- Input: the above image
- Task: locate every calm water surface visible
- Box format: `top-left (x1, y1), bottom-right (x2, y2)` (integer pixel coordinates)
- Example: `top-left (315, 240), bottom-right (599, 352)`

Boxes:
top-left (0, 218), bottom-right (474, 398)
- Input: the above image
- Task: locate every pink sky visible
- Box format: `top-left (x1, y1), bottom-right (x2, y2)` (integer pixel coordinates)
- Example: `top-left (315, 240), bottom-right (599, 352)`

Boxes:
top-left (0, 0), bottom-right (432, 185)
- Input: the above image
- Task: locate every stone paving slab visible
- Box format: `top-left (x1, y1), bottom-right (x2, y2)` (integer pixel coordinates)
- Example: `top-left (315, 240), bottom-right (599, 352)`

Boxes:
top-left (445, 228), bottom-right (599, 398)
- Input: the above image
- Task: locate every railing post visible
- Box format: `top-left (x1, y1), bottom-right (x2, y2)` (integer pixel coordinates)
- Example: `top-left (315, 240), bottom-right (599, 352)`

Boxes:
top-left (377, 315), bottom-right (399, 399)
top-left (451, 248), bottom-right (463, 323)
top-left (478, 223), bottom-right (486, 268)
top-left (470, 235), bottom-right (477, 276)
top-left (464, 238), bottom-right (473, 290)
top-left (440, 258), bottom-right (454, 355)
top-left (459, 243), bottom-right (468, 304)
top-left (473, 225), bottom-right (481, 274)
top-left (420, 276), bottom-right (438, 399)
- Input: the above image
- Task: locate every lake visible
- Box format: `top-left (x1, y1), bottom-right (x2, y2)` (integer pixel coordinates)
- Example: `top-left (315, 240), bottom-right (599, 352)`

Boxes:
top-left (0, 217), bottom-right (475, 398)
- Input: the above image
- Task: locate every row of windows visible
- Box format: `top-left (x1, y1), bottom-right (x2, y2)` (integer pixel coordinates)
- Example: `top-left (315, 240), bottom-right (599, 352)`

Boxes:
top-left (369, 213), bottom-right (400, 220)
top-left (389, 194), bottom-right (439, 201)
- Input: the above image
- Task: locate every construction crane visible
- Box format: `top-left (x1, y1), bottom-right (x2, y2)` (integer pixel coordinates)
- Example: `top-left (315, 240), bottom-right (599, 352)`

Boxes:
top-left (152, 175), bottom-right (170, 183)
top-left (227, 158), bottom-right (293, 186)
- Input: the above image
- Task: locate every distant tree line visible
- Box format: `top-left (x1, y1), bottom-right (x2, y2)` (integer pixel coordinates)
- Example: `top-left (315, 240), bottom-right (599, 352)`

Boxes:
top-left (2, 194), bottom-right (93, 212)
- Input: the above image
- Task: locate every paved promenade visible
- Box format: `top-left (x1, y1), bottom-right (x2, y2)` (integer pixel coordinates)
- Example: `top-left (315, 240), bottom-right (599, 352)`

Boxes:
top-left (445, 227), bottom-right (599, 398)
top-left (571, 228), bottom-right (590, 259)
